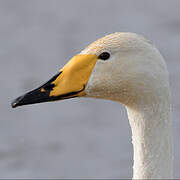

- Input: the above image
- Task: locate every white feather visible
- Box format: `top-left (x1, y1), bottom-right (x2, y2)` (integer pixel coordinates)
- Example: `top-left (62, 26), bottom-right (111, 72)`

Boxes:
top-left (82, 32), bottom-right (173, 179)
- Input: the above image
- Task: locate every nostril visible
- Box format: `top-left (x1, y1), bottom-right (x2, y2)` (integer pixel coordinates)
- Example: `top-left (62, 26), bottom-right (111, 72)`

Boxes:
top-left (43, 83), bottom-right (55, 91)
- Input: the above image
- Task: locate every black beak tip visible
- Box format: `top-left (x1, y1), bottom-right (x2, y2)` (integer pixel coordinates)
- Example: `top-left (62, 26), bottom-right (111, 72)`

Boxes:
top-left (11, 96), bottom-right (23, 108)
top-left (11, 101), bottom-right (17, 108)
top-left (11, 99), bottom-right (19, 108)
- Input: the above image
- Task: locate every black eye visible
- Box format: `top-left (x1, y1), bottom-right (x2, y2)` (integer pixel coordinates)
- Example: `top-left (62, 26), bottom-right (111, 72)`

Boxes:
top-left (98, 52), bottom-right (110, 60)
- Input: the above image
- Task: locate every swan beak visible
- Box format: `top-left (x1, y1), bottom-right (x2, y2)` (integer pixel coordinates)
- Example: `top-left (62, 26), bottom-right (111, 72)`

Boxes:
top-left (11, 54), bottom-right (98, 108)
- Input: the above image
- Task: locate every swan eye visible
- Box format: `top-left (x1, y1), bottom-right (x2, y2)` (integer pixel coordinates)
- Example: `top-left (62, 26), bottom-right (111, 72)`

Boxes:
top-left (98, 52), bottom-right (110, 60)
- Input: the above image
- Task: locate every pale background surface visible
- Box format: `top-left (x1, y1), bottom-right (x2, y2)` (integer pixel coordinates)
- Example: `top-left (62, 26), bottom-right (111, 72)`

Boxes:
top-left (1, 0), bottom-right (180, 178)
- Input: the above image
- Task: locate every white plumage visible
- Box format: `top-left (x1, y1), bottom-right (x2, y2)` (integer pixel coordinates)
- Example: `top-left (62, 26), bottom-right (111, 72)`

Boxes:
top-left (83, 33), bottom-right (173, 179)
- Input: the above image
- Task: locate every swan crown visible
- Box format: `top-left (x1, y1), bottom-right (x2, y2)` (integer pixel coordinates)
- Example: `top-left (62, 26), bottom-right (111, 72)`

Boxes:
top-left (81, 32), bottom-right (153, 55)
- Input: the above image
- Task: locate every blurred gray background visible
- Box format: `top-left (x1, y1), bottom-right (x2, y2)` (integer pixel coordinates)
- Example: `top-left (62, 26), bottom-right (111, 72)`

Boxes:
top-left (1, 0), bottom-right (180, 178)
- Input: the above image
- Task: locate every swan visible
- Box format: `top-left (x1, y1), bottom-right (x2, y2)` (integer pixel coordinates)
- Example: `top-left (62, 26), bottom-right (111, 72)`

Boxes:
top-left (11, 32), bottom-right (173, 179)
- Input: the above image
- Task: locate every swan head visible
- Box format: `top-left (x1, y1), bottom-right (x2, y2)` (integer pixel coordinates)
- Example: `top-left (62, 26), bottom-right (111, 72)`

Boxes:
top-left (83, 32), bottom-right (169, 105)
top-left (12, 32), bottom-right (169, 108)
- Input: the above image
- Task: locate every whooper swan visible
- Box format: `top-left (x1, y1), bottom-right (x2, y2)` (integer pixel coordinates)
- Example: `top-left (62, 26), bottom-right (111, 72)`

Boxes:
top-left (12, 32), bottom-right (173, 179)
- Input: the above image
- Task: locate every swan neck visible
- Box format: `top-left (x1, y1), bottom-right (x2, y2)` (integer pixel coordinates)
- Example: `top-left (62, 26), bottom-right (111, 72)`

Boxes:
top-left (126, 99), bottom-right (173, 179)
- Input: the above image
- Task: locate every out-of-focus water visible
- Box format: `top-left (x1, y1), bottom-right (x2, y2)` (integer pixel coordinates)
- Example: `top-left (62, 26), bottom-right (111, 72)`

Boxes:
top-left (1, 0), bottom-right (180, 178)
